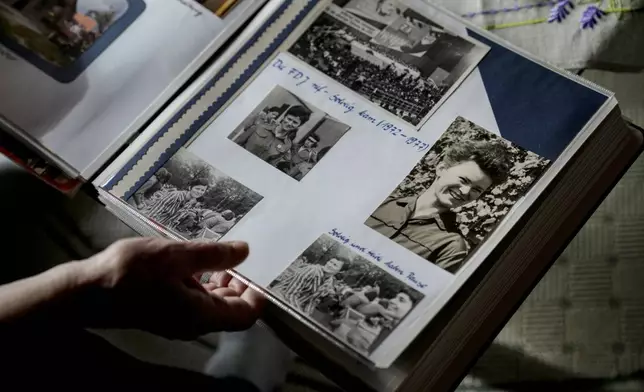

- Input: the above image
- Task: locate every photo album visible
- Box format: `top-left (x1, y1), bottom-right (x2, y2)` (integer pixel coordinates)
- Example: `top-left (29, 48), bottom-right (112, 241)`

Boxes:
top-left (1, 0), bottom-right (638, 388)
top-left (92, 0), bottom-right (622, 371)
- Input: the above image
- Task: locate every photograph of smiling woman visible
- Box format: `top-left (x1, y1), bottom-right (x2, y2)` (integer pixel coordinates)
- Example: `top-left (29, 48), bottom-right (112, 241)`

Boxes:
top-left (366, 117), bottom-right (550, 274)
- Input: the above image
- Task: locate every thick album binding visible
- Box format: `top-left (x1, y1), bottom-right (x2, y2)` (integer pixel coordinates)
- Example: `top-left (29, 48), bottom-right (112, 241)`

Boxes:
top-left (98, 0), bottom-right (614, 368)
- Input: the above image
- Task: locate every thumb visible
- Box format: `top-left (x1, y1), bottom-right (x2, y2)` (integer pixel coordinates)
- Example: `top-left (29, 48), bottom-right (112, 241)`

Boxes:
top-left (166, 240), bottom-right (249, 274)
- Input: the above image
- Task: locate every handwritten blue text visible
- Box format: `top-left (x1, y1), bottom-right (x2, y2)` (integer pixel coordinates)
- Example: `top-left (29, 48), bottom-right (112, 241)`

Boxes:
top-left (327, 228), bottom-right (428, 290)
top-left (271, 58), bottom-right (429, 152)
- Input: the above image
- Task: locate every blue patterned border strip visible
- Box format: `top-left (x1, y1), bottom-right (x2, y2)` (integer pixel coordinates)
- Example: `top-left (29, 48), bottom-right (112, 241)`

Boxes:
top-left (105, 0), bottom-right (317, 200)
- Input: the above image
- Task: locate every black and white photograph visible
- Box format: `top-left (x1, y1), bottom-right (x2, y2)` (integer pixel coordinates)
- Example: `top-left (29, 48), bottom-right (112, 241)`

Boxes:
top-left (366, 116), bottom-right (550, 274)
top-left (228, 86), bottom-right (351, 181)
top-left (269, 233), bottom-right (424, 354)
top-left (128, 148), bottom-right (263, 241)
top-left (288, 1), bottom-right (488, 127)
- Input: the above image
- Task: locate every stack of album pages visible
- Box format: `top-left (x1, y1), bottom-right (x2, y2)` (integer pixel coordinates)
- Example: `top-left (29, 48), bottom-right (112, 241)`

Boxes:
top-left (1, 0), bottom-right (642, 391)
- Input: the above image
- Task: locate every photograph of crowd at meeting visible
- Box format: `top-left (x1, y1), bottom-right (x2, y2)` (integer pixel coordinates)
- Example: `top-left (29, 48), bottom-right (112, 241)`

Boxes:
top-left (289, 0), bottom-right (482, 126)
top-left (229, 86), bottom-right (350, 181)
top-left (128, 148), bottom-right (262, 242)
top-left (269, 234), bottom-right (424, 354)
top-left (1, 0), bottom-right (135, 66)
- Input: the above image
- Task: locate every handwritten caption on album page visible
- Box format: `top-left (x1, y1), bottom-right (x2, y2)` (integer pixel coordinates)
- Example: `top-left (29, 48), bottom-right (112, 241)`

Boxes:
top-left (272, 58), bottom-right (430, 152)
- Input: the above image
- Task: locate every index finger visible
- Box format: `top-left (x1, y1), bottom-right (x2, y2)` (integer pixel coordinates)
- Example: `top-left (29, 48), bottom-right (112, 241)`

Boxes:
top-left (162, 240), bottom-right (250, 274)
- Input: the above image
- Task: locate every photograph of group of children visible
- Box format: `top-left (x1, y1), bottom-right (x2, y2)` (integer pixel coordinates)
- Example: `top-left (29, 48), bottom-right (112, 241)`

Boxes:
top-left (269, 234), bottom-right (424, 354)
top-left (128, 148), bottom-right (262, 241)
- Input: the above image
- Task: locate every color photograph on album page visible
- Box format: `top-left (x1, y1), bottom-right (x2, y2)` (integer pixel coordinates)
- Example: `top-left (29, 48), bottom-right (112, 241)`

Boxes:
top-left (0, 0), bottom-right (145, 82)
top-left (288, 0), bottom-right (489, 128)
top-left (0, 0), bottom-right (245, 83)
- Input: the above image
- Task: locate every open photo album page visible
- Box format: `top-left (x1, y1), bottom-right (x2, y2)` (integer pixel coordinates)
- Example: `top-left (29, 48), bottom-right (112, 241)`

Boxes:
top-left (114, 0), bottom-right (550, 366)
top-left (0, 0), bottom-right (145, 80)
top-left (128, 112), bottom-right (549, 365)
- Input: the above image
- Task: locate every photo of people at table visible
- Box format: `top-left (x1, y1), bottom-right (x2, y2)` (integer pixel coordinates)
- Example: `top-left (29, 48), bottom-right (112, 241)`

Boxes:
top-left (128, 148), bottom-right (262, 241)
top-left (1, 0), bottom-right (141, 66)
top-left (228, 86), bottom-right (351, 181)
top-left (269, 234), bottom-right (424, 354)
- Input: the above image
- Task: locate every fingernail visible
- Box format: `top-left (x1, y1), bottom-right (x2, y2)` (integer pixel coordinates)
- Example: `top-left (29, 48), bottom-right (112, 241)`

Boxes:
top-left (229, 241), bottom-right (249, 255)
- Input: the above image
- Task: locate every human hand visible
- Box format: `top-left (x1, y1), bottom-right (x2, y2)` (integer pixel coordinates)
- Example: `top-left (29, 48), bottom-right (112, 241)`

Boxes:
top-left (68, 238), bottom-right (265, 339)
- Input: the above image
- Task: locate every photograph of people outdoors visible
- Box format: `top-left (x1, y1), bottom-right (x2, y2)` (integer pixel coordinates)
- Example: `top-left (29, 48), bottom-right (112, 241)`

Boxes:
top-left (0, 0), bottom-right (142, 68)
top-left (128, 148), bottom-right (262, 241)
top-left (366, 117), bottom-right (550, 274)
top-left (228, 86), bottom-right (351, 181)
top-left (269, 234), bottom-right (424, 354)
top-left (288, 0), bottom-right (487, 126)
